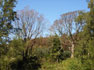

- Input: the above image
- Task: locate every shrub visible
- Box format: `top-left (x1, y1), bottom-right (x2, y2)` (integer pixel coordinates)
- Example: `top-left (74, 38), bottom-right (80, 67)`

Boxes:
top-left (41, 58), bottom-right (85, 70)
top-left (62, 58), bottom-right (85, 70)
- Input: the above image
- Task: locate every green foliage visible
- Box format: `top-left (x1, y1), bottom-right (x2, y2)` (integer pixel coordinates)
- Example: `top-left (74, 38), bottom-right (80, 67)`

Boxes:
top-left (0, 39), bottom-right (25, 70)
top-left (10, 55), bottom-right (41, 70)
top-left (63, 51), bottom-right (71, 59)
top-left (0, 1), bottom-right (17, 69)
top-left (8, 39), bottom-right (25, 57)
top-left (0, 44), bottom-right (8, 56)
top-left (40, 61), bottom-right (63, 70)
top-left (50, 35), bottom-right (63, 62)
top-left (32, 46), bottom-right (50, 60)
top-left (0, 39), bottom-right (42, 70)
top-left (0, 0), bottom-right (16, 44)
top-left (75, 0), bottom-right (94, 70)
top-left (1, 0), bottom-right (94, 70)
top-left (0, 44), bottom-right (10, 70)
top-left (62, 58), bottom-right (85, 70)
top-left (41, 58), bottom-right (85, 70)
top-left (50, 35), bottom-right (71, 62)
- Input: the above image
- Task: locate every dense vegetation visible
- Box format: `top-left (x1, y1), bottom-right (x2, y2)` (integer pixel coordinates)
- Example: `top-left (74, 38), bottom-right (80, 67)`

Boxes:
top-left (0, 0), bottom-right (94, 70)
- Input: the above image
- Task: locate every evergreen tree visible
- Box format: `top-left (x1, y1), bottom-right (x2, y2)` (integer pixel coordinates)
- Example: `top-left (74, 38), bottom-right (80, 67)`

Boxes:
top-left (0, 0), bottom-right (16, 44)
top-left (75, 0), bottom-right (94, 69)
top-left (50, 35), bottom-right (64, 62)
top-left (0, 0), bottom-right (17, 70)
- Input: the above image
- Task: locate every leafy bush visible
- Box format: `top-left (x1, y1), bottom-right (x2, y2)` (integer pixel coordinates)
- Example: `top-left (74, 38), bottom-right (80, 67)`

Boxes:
top-left (63, 51), bottom-right (71, 59)
top-left (10, 55), bottom-right (41, 70)
top-left (41, 58), bottom-right (85, 70)
top-left (50, 35), bottom-right (62, 62)
top-left (50, 35), bottom-right (71, 62)
top-left (40, 61), bottom-right (63, 70)
top-left (32, 46), bottom-right (50, 60)
top-left (62, 58), bottom-right (85, 70)
top-left (0, 39), bottom-right (25, 70)
top-left (8, 39), bottom-right (25, 57)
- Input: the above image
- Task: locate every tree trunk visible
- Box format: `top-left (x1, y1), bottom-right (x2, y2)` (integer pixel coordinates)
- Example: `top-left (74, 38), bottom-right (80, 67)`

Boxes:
top-left (71, 41), bottom-right (74, 58)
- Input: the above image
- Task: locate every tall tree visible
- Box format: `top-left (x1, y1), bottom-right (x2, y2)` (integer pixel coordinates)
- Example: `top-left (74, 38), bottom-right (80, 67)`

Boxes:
top-left (0, 0), bottom-right (17, 70)
top-left (75, 0), bottom-right (94, 69)
top-left (0, 0), bottom-right (16, 44)
top-left (14, 8), bottom-right (45, 42)
top-left (50, 11), bottom-right (80, 58)
top-left (13, 8), bottom-right (46, 59)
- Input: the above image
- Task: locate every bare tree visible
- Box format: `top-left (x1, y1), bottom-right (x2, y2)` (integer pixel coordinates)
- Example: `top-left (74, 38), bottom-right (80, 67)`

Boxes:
top-left (50, 19), bottom-right (64, 36)
top-left (50, 11), bottom-right (81, 58)
top-left (13, 8), bottom-right (46, 57)
top-left (14, 8), bottom-right (45, 41)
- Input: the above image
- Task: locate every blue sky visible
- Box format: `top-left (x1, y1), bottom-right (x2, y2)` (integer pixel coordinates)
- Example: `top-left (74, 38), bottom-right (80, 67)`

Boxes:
top-left (15, 0), bottom-right (88, 25)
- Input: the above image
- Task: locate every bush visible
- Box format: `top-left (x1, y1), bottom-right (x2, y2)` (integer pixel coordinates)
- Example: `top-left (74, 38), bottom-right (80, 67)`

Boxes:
top-left (50, 35), bottom-right (62, 62)
top-left (41, 58), bottom-right (85, 70)
top-left (0, 39), bottom-right (25, 70)
top-left (8, 39), bottom-right (24, 57)
top-left (40, 61), bottom-right (63, 70)
top-left (62, 58), bottom-right (85, 70)
top-left (63, 51), bottom-right (71, 59)
top-left (32, 46), bottom-right (50, 60)
top-left (10, 55), bottom-right (41, 70)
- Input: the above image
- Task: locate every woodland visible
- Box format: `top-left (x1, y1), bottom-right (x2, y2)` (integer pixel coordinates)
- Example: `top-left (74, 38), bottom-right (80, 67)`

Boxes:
top-left (0, 0), bottom-right (94, 70)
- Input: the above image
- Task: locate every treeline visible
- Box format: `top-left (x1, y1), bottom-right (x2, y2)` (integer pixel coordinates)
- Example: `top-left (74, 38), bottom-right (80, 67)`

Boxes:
top-left (0, 0), bottom-right (94, 70)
